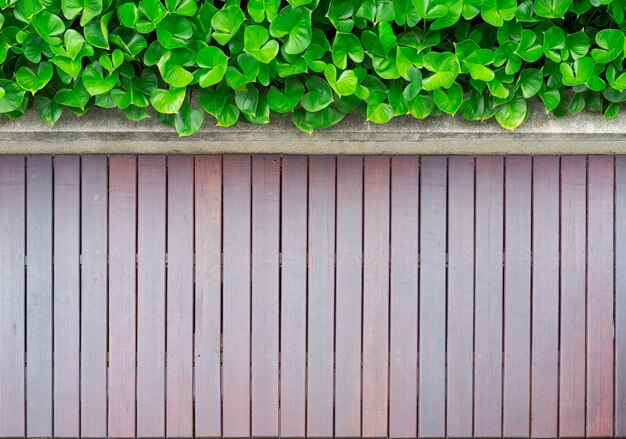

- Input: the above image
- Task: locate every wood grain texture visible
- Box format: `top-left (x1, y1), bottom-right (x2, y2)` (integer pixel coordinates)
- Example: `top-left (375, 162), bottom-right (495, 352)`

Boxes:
top-left (418, 156), bottom-right (446, 438)
top-left (531, 156), bottom-right (560, 438)
top-left (502, 156), bottom-right (531, 438)
top-left (167, 156), bottom-right (194, 437)
top-left (335, 156), bottom-right (363, 439)
top-left (389, 156), bottom-right (418, 439)
top-left (446, 156), bottom-right (474, 439)
top-left (280, 156), bottom-right (308, 438)
top-left (307, 155), bottom-right (336, 438)
top-left (222, 155), bottom-right (251, 438)
top-left (194, 155), bottom-right (223, 438)
top-left (136, 156), bottom-right (166, 437)
top-left (53, 156), bottom-right (80, 438)
top-left (474, 156), bottom-right (504, 438)
top-left (559, 156), bottom-right (587, 438)
top-left (80, 155), bottom-right (108, 438)
top-left (0, 156), bottom-right (25, 437)
top-left (586, 155), bottom-right (614, 438)
top-left (616, 155), bottom-right (626, 438)
top-left (26, 156), bottom-right (53, 437)
top-left (362, 156), bottom-right (390, 438)
top-left (251, 155), bottom-right (280, 437)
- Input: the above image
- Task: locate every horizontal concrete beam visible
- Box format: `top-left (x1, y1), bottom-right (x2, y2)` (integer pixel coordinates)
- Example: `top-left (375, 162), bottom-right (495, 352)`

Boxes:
top-left (0, 103), bottom-right (625, 154)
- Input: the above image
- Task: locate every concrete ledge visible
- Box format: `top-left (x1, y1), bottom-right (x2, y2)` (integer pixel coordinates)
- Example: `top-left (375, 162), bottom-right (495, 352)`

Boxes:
top-left (1, 103), bottom-right (625, 154)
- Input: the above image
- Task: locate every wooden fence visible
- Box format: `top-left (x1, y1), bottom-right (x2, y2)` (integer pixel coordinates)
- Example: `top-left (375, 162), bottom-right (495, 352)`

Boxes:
top-left (0, 155), bottom-right (622, 438)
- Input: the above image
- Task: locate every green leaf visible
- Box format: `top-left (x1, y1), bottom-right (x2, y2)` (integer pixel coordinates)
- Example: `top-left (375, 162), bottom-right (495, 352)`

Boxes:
top-left (591, 29), bottom-right (625, 63)
top-left (175, 100), bottom-right (204, 136)
top-left (495, 97), bottom-right (527, 130)
top-left (292, 106), bottom-right (345, 133)
top-left (0, 80), bottom-right (26, 113)
top-left (481, 0), bottom-right (517, 26)
top-left (300, 75), bottom-right (333, 112)
top-left (196, 46), bottom-right (228, 87)
top-left (543, 26), bottom-right (565, 62)
top-left (37, 95), bottom-right (63, 125)
top-left (211, 5), bottom-right (244, 45)
top-left (366, 90), bottom-right (393, 123)
top-left (31, 10), bottom-right (65, 45)
top-left (247, 0), bottom-right (279, 22)
top-left (534, 0), bottom-right (572, 18)
top-left (269, 5), bottom-right (312, 55)
top-left (118, 2), bottom-right (138, 28)
top-left (62, 0), bottom-right (102, 26)
top-left (150, 87), bottom-right (186, 113)
top-left (607, 64), bottom-right (626, 91)
top-left (518, 68), bottom-right (543, 98)
top-left (268, 77), bottom-right (304, 112)
top-left (165, 0), bottom-right (197, 16)
top-left (16, 61), bottom-right (53, 94)
top-left (83, 62), bottom-right (119, 95)
top-left (539, 88), bottom-right (560, 111)
top-left (516, 30), bottom-right (543, 62)
top-left (408, 93), bottom-right (435, 119)
top-left (156, 15), bottom-right (192, 49)
top-left (332, 32), bottom-right (363, 69)
top-left (157, 48), bottom-right (194, 88)
top-left (422, 52), bottom-right (460, 90)
top-left (244, 25), bottom-right (279, 64)
top-left (433, 82), bottom-right (463, 114)
top-left (560, 57), bottom-right (594, 85)
top-left (55, 80), bottom-right (90, 109)
top-left (235, 84), bottom-right (259, 115)
top-left (566, 31), bottom-right (590, 60)
top-left (324, 64), bottom-right (358, 96)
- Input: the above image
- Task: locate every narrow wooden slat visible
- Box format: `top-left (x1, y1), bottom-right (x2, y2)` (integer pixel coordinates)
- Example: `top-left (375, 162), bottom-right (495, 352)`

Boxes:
top-left (418, 156), bottom-right (446, 438)
top-left (53, 156), bottom-right (80, 437)
top-left (502, 156), bottom-right (531, 437)
top-left (222, 155), bottom-right (251, 438)
top-left (559, 156), bottom-right (586, 438)
top-left (362, 156), bottom-right (390, 438)
top-left (307, 155), bottom-right (336, 438)
top-left (335, 156), bottom-right (363, 438)
top-left (446, 156), bottom-right (474, 438)
top-left (587, 155), bottom-right (614, 437)
top-left (108, 156), bottom-right (137, 438)
top-left (80, 156), bottom-right (108, 437)
top-left (280, 156), bottom-right (308, 438)
top-left (0, 156), bottom-right (25, 437)
top-left (26, 156), bottom-right (53, 437)
top-left (474, 156), bottom-right (504, 438)
top-left (136, 156), bottom-right (166, 437)
top-left (251, 155), bottom-right (280, 437)
top-left (389, 156), bottom-right (418, 439)
top-left (531, 156), bottom-right (560, 438)
top-left (194, 156), bottom-right (222, 438)
top-left (616, 155), bottom-right (626, 437)
top-left (166, 156), bottom-right (194, 437)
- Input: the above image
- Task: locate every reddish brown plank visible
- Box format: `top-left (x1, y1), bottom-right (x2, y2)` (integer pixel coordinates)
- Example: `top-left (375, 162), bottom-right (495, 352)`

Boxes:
top-left (389, 156), bottom-right (418, 439)
top-left (280, 156), bottom-right (308, 438)
top-left (335, 156), bottom-right (363, 438)
top-left (362, 156), bottom-right (390, 438)
top-left (136, 156), bottom-right (166, 437)
top-left (108, 155), bottom-right (137, 438)
top-left (0, 156), bottom-right (25, 437)
top-left (587, 155), bottom-right (614, 437)
top-left (502, 156), bottom-right (531, 438)
top-left (194, 155), bottom-right (222, 437)
top-left (418, 156), bottom-right (446, 438)
top-left (446, 156), bottom-right (474, 438)
top-left (474, 156), bottom-right (504, 438)
top-left (53, 156), bottom-right (80, 437)
top-left (307, 155), bottom-right (336, 438)
top-left (531, 156), bottom-right (560, 438)
top-left (616, 155), bottom-right (626, 437)
top-left (222, 155), bottom-right (251, 438)
top-left (80, 156), bottom-right (108, 437)
top-left (251, 155), bottom-right (280, 437)
top-left (167, 156), bottom-right (194, 437)
top-left (26, 156), bottom-right (53, 437)
top-left (559, 156), bottom-right (586, 438)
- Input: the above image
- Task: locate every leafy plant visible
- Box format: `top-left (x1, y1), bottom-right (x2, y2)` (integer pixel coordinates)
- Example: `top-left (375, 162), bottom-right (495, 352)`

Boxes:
top-left (0, 0), bottom-right (624, 134)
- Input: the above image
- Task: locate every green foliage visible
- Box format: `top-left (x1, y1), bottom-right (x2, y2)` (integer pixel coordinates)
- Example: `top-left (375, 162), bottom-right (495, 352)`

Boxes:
top-left (0, 0), bottom-right (624, 134)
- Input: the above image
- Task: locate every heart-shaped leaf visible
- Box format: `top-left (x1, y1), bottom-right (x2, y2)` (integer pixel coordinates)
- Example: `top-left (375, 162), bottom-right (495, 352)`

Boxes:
top-left (196, 46), bottom-right (228, 87)
top-left (300, 75), bottom-right (333, 111)
top-left (0, 80), bottom-right (26, 113)
top-left (433, 82), bottom-right (463, 114)
top-left (211, 5), bottom-right (244, 45)
top-left (269, 5), bottom-right (312, 55)
top-left (150, 86), bottom-right (186, 113)
top-left (422, 52), bottom-right (460, 90)
top-left (16, 61), bottom-right (53, 94)
top-left (267, 77), bottom-right (304, 112)
top-left (244, 25), bottom-right (279, 64)
top-left (83, 62), bottom-right (120, 95)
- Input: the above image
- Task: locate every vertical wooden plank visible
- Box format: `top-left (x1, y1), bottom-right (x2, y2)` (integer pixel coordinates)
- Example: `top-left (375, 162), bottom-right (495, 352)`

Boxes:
top-left (166, 156), bottom-right (194, 437)
top-left (531, 156), bottom-right (560, 438)
top-left (222, 155), bottom-right (251, 438)
top-left (418, 156), bottom-right (446, 438)
top-left (108, 156), bottom-right (137, 438)
top-left (53, 156), bottom-right (80, 437)
top-left (616, 155), bottom-right (626, 437)
top-left (280, 156), bottom-right (308, 438)
top-left (335, 156), bottom-right (363, 438)
top-left (136, 156), bottom-right (166, 437)
top-left (474, 156), bottom-right (504, 438)
top-left (26, 156), bottom-right (53, 437)
top-left (251, 155), bottom-right (280, 437)
top-left (587, 155), bottom-right (614, 438)
top-left (389, 156), bottom-right (418, 439)
top-left (559, 156), bottom-right (586, 438)
top-left (307, 155), bottom-right (335, 438)
top-left (362, 156), bottom-right (390, 438)
top-left (0, 156), bottom-right (25, 437)
top-left (446, 156), bottom-right (474, 438)
top-left (80, 156), bottom-right (108, 438)
top-left (194, 156), bottom-right (222, 438)
top-left (502, 156), bottom-right (531, 437)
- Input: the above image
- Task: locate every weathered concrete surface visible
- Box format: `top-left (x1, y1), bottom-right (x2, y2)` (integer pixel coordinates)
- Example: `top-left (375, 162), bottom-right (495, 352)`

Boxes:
top-left (1, 103), bottom-right (625, 154)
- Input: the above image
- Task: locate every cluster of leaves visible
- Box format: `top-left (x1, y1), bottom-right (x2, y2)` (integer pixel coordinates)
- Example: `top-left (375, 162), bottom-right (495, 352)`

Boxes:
top-left (0, 0), bottom-right (626, 134)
